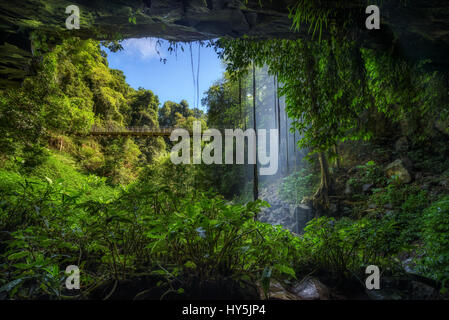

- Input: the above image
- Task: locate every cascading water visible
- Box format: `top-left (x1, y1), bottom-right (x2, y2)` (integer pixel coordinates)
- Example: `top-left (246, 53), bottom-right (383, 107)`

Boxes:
top-left (243, 65), bottom-right (314, 234)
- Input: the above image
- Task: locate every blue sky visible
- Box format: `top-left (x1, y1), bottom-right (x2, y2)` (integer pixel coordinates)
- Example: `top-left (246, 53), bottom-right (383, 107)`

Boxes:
top-left (102, 38), bottom-right (225, 111)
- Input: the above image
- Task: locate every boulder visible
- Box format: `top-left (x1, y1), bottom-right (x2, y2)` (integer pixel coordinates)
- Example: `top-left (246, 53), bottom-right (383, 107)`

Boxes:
top-left (385, 159), bottom-right (412, 184)
top-left (259, 184), bottom-right (297, 232)
top-left (366, 274), bottom-right (440, 300)
top-left (409, 281), bottom-right (439, 300)
top-left (291, 278), bottom-right (330, 300)
top-left (258, 280), bottom-right (299, 300)
top-left (401, 257), bottom-right (417, 274)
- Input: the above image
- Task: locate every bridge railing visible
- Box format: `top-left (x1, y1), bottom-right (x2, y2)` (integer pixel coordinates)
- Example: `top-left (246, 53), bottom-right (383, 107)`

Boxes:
top-left (89, 126), bottom-right (248, 136)
top-left (90, 125), bottom-right (178, 133)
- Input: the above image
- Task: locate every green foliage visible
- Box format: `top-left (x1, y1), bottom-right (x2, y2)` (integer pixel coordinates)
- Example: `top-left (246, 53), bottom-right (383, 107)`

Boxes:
top-left (1, 37), bottom-right (167, 184)
top-left (126, 176), bottom-right (300, 291)
top-left (278, 167), bottom-right (318, 204)
top-left (159, 100), bottom-right (204, 128)
top-left (2, 16), bottom-right (449, 300)
top-left (20, 145), bottom-right (51, 171)
top-left (288, 0), bottom-right (333, 41)
top-left (298, 216), bottom-right (400, 277)
top-left (216, 38), bottom-right (372, 154)
top-left (198, 71), bottom-right (255, 199)
top-left (100, 137), bottom-right (142, 185)
top-left (216, 36), bottom-right (449, 159)
top-left (362, 49), bottom-right (449, 143)
top-left (370, 183), bottom-right (429, 245)
top-left (0, 161), bottom-right (300, 298)
top-left (203, 72), bottom-right (250, 129)
top-left (347, 161), bottom-right (385, 193)
top-left (372, 183), bottom-right (428, 210)
top-left (407, 139), bottom-right (449, 175)
top-left (419, 196), bottom-right (449, 292)
top-left (357, 161), bottom-right (385, 186)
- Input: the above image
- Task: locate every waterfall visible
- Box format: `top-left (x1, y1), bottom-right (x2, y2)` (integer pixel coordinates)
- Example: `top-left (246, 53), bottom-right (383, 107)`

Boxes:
top-left (244, 65), bottom-right (312, 233)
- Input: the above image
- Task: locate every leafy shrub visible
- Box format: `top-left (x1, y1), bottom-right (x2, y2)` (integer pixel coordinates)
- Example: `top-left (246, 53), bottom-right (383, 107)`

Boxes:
top-left (123, 179), bottom-right (300, 295)
top-left (347, 161), bottom-right (385, 193)
top-left (77, 140), bottom-right (105, 172)
top-left (278, 167), bottom-right (318, 204)
top-left (21, 145), bottom-right (50, 170)
top-left (297, 216), bottom-right (400, 278)
top-left (357, 161), bottom-right (385, 185)
top-left (371, 183), bottom-right (429, 244)
top-left (419, 195), bottom-right (449, 292)
top-left (0, 167), bottom-right (301, 299)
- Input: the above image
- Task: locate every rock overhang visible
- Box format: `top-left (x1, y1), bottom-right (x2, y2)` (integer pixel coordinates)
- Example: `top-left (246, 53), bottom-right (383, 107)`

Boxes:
top-left (1, 0), bottom-right (449, 87)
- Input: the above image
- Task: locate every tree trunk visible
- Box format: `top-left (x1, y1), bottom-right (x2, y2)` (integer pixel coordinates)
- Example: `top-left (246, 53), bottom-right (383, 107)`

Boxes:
top-left (285, 108), bottom-right (289, 174)
top-left (276, 76), bottom-right (282, 177)
top-left (253, 62), bottom-right (259, 203)
top-left (239, 75), bottom-right (242, 128)
top-left (334, 144), bottom-right (340, 169)
top-left (303, 43), bottom-right (333, 212)
top-left (313, 152), bottom-right (332, 215)
top-left (294, 129), bottom-right (299, 170)
top-left (274, 75), bottom-right (277, 131)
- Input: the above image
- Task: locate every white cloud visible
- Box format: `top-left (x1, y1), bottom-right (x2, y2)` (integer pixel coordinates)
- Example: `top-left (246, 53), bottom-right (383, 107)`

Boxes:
top-left (121, 38), bottom-right (165, 60)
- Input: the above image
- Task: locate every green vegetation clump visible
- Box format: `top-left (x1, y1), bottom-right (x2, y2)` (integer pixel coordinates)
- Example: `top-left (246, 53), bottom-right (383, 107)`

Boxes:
top-left (0, 37), bottom-right (168, 185)
top-left (279, 167), bottom-right (318, 204)
top-left (419, 196), bottom-right (449, 292)
top-left (0, 160), bottom-right (300, 299)
top-left (347, 161), bottom-right (386, 191)
top-left (298, 216), bottom-right (400, 277)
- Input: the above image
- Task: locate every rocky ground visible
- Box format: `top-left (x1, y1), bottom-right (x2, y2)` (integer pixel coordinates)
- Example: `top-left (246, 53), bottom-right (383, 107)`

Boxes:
top-left (258, 183), bottom-right (297, 232)
top-left (258, 183), bottom-right (314, 235)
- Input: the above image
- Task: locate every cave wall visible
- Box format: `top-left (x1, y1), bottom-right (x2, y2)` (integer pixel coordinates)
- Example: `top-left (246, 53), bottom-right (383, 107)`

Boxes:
top-left (1, 0), bottom-right (449, 87)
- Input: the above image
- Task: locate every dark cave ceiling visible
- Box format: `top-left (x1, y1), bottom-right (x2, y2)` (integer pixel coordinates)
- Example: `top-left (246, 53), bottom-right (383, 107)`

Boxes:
top-left (1, 0), bottom-right (449, 86)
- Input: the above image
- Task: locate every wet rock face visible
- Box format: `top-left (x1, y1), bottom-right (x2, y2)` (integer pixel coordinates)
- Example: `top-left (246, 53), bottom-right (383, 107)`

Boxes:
top-left (258, 184), bottom-right (314, 234)
top-left (258, 184), bottom-right (297, 232)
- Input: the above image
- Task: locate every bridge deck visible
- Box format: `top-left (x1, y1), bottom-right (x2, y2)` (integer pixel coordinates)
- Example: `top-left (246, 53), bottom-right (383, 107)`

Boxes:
top-left (89, 131), bottom-right (173, 137)
top-left (87, 126), bottom-right (177, 137)
top-left (86, 126), bottom-right (242, 137)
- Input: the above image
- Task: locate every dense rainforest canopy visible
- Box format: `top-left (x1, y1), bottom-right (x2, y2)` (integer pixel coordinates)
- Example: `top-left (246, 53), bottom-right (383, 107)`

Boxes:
top-left (0, 0), bottom-right (449, 302)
